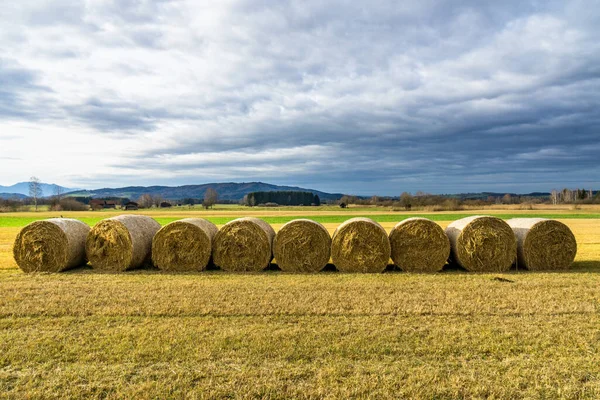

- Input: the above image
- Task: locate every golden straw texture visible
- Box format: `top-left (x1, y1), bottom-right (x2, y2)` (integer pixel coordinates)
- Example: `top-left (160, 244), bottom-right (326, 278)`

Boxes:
top-left (86, 215), bottom-right (161, 272)
top-left (508, 218), bottom-right (577, 270)
top-left (212, 217), bottom-right (275, 272)
top-left (331, 217), bottom-right (391, 273)
top-left (152, 218), bottom-right (218, 272)
top-left (446, 216), bottom-right (517, 272)
top-left (389, 217), bottom-right (450, 273)
top-left (13, 218), bottom-right (90, 273)
top-left (273, 219), bottom-right (331, 272)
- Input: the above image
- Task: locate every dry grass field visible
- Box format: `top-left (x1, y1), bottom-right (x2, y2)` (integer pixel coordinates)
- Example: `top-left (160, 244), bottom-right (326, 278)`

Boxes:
top-left (1, 207), bottom-right (600, 398)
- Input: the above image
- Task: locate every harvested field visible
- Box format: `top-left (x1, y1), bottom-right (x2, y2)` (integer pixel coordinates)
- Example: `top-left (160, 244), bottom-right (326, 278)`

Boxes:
top-left (0, 210), bottom-right (599, 398)
top-left (1, 267), bottom-right (600, 398)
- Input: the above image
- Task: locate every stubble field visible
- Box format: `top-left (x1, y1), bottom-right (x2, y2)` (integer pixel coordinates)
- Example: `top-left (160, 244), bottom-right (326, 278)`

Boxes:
top-left (1, 205), bottom-right (599, 398)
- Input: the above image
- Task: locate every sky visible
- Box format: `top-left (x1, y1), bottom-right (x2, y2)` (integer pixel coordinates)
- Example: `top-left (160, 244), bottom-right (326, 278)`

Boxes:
top-left (0, 0), bottom-right (599, 196)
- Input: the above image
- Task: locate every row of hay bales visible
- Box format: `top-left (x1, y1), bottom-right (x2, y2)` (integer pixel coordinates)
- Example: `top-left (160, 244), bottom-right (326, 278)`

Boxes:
top-left (13, 215), bottom-right (577, 273)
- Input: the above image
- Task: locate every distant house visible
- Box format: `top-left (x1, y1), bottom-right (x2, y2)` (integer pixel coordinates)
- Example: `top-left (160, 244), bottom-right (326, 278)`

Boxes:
top-left (160, 201), bottom-right (172, 208)
top-left (124, 201), bottom-right (139, 211)
top-left (90, 199), bottom-right (119, 210)
top-left (90, 199), bottom-right (104, 211)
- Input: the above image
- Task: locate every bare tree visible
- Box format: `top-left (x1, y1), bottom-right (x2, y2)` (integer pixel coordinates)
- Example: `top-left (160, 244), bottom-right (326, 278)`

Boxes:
top-left (53, 185), bottom-right (64, 203)
top-left (502, 193), bottom-right (512, 204)
top-left (137, 194), bottom-right (154, 209)
top-left (561, 188), bottom-right (574, 203)
top-left (152, 195), bottom-right (164, 208)
top-left (203, 188), bottom-right (218, 209)
top-left (29, 176), bottom-right (42, 211)
top-left (550, 190), bottom-right (559, 205)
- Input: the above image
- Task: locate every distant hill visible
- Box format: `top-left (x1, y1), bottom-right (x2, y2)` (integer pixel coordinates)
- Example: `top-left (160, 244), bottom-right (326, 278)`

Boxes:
top-left (4, 179), bottom-right (591, 202)
top-left (65, 182), bottom-right (345, 202)
top-left (0, 193), bottom-right (28, 200)
top-left (0, 182), bottom-right (78, 198)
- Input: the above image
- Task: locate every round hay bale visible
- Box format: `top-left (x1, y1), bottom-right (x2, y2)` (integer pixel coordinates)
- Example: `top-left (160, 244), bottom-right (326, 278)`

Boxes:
top-left (507, 218), bottom-right (577, 271)
top-left (273, 219), bottom-right (331, 273)
top-left (212, 217), bottom-right (275, 272)
top-left (389, 217), bottom-right (450, 273)
top-left (445, 216), bottom-right (517, 272)
top-left (13, 218), bottom-right (90, 273)
top-left (86, 215), bottom-right (161, 272)
top-left (331, 217), bottom-right (391, 273)
top-left (152, 218), bottom-right (218, 272)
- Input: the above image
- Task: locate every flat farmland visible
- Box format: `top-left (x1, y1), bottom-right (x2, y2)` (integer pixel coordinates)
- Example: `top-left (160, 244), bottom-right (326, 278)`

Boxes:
top-left (1, 207), bottom-right (600, 398)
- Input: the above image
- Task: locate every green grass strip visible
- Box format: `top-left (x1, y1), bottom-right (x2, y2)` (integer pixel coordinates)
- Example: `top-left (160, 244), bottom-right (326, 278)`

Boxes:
top-left (0, 213), bottom-right (599, 228)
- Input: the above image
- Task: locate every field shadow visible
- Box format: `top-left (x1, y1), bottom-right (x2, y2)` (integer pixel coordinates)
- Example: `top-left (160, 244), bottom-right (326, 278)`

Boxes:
top-left (384, 264), bottom-right (403, 273)
top-left (265, 262), bottom-right (282, 271)
top-left (322, 263), bottom-right (338, 272)
top-left (441, 263), bottom-right (468, 273)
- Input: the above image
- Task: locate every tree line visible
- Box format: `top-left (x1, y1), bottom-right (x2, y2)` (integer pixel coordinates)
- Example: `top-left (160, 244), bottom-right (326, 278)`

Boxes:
top-left (243, 191), bottom-right (321, 206)
top-left (338, 189), bottom-right (600, 210)
top-left (550, 188), bottom-right (596, 204)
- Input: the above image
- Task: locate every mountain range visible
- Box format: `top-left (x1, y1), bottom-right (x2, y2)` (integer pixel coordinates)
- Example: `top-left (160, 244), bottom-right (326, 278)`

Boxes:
top-left (0, 182), bottom-right (78, 199)
top-left (1, 181), bottom-right (571, 202)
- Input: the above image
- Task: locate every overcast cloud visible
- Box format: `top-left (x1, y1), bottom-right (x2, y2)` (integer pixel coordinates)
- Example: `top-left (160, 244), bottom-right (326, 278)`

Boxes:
top-left (0, 0), bottom-right (599, 195)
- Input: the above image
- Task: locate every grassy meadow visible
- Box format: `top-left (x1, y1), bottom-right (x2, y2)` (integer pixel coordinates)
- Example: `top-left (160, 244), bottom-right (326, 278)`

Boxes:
top-left (1, 205), bottom-right (600, 398)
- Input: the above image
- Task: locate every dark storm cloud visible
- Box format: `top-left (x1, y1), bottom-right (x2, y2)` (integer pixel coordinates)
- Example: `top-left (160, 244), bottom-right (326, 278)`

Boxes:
top-left (0, 59), bottom-right (53, 119)
top-left (64, 97), bottom-right (159, 133)
top-left (2, 0), bottom-right (600, 193)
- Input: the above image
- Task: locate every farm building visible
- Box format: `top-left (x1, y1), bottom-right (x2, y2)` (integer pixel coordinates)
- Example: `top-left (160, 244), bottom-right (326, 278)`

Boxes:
top-left (90, 199), bottom-right (118, 211)
top-left (124, 201), bottom-right (139, 210)
top-left (89, 199), bottom-right (103, 210)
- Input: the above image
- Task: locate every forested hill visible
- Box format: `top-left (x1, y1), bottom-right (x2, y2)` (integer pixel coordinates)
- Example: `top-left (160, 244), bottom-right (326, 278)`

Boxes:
top-left (65, 182), bottom-right (344, 202)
